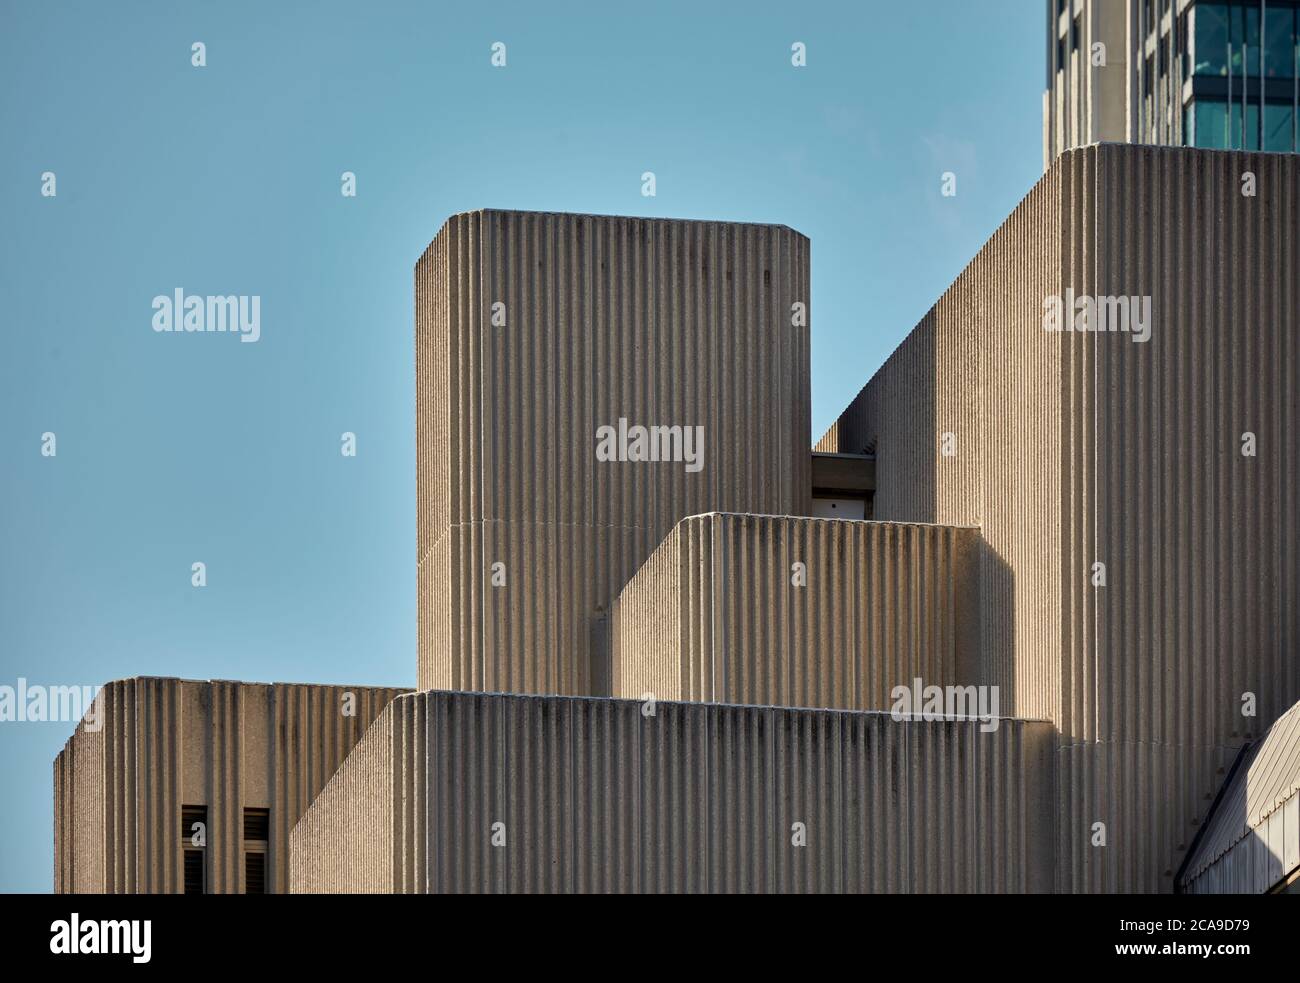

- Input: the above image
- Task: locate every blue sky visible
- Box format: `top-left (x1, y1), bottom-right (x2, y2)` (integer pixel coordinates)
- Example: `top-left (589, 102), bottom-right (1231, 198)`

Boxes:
top-left (0, 0), bottom-right (1041, 892)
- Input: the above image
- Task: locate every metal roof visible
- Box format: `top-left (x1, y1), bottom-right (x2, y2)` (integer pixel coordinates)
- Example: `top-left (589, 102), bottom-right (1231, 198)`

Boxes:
top-left (1181, 699), bottom-right (1300, 892)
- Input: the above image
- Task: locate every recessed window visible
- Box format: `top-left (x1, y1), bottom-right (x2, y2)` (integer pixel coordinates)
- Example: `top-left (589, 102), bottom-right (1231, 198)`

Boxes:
top-left (181, 804), bottom-right (206, 840)
top-left (245, 852), bottom-right (266, 894)
top-left (183, 849), bottom-right (205, 895)
top-left (243, 807), bottom-right (269, 842)
top-left (180, 804), bottom-right (207, 894)
top-left (243, 807), bottom-right (269, 894)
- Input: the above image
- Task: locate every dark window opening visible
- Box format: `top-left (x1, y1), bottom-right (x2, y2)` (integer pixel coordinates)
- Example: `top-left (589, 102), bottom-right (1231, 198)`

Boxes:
top-left (245, 852), bottom-right (266, 894)
top-left (181, 804), bottom-right (206, 839)
top-left (181, 805), bottom-right (207, 894)
top-left (243, 807), bottom-right (269, 894)
top-left (243, 807), bottom-right (269, 842)
top-left (181, 804), bottom-right (207, 853)
top-left (183, 849), bottom-right (205, 894)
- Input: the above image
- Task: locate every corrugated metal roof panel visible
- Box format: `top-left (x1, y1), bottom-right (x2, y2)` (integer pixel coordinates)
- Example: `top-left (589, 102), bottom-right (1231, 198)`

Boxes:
top-left (1182, 699), bottom-right (1300, 892)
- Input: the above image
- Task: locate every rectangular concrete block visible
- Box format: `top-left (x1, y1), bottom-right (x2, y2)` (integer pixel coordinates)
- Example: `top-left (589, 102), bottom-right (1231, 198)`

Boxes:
top-left (417, 210), bottom-right (811, 694)
top-left (54, 677), bottom-right (407, 894)
top-left (614, 513), bottom-right (982, 712)
top-left (290, 690), bottom-right (1055, 894)
top-left (818, 144), bottom-right (1300, 892)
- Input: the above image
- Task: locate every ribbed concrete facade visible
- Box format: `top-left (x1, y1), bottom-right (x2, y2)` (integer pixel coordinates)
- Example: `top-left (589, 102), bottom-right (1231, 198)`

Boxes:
top-left (290, 690), bottom-right (1055, 894)
top-left (1182, 698), bottom-right (1300, 894)
top-left (615, 513), bottom-right (980, 711)
top-left (417, 210), bottom-right (811, 696)
top-left (53, 677), bottom-right (405, 893)
top-left (818, 143), bottom-right (1300, 892)
top-left (59, 147), bottom-right (1299, 894)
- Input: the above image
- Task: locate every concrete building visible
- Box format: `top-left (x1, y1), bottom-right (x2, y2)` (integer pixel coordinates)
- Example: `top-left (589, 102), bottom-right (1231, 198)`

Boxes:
top-left (614, 513), bottom-right (981, 712)
top-left (53, 677), bottom-right (405, 893)
top-left (290, 690), bottom-right (1056, 894)
top-left (1044, 0), bottom-right (1300, 168)
top-left (416, 210), bottom-right (810, 696)
top-left (55, 142), bottom-right (1300, 895)
top-left (818, 142), bottom-right (1300, 891)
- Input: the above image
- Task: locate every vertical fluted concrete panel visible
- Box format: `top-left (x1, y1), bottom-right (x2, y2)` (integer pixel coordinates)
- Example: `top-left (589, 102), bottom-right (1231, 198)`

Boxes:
top-left (291, 690), bottom-right (1054, 893)
top-left (976, 162), bottom-right (1064, 727)
top-left (616, 514), bottom-right (980, 712)
top-left (54, 715), bottom-right (105, 892)
top-left (53, 752), bottom-right (64, 892)
top-left (637, 698), bottom-right (709, 893)
top-left (268, 683), bottom-right (401, 895)
top-left (1056, 741), bottom-right (1238, 894)
top-left (1052, 145), bottom-right (1300, 892)
top-left (816, 169), bottom-right (1062, 726)
top-left (207, 681), bottom-right (239, 893)
top-left (394, 691), bottom-right (425, 894)
top-left (289, 707), bottom-right (397, 893)
top-left (1074, 146), bottom-right (1300, 893)
top-left (426, 687), bottom-right (497, 892)
top-left (819, 144), bottom-right (1300, 892)
top-left (417, 532), bottom-right (452, 690)
top-left (906, 717), bottom-right (1056, 893)
top-left (53, 677), bottom-right (405, 893)
top-left (416, 211), bottom-right (811, 695)
top-left (1056, 147), bottom-right (1093, 753)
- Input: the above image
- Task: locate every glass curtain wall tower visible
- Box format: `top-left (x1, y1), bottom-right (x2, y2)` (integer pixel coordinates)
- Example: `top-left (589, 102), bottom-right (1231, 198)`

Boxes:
top-left (1044, 0), bottom-right (1300, 167)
